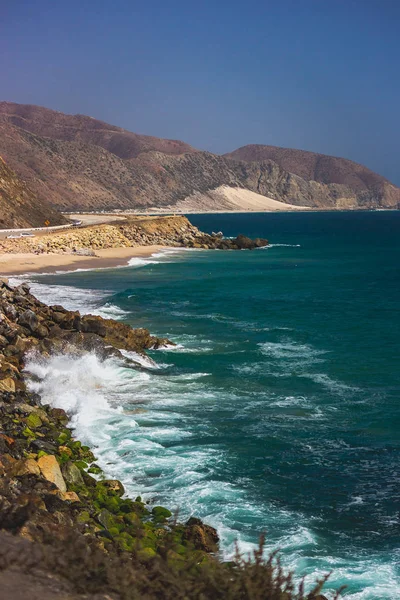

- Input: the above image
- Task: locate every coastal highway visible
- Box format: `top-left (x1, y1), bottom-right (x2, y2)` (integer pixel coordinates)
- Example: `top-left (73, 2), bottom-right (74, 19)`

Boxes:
top-left (0, 214), bottom-right (128, 240)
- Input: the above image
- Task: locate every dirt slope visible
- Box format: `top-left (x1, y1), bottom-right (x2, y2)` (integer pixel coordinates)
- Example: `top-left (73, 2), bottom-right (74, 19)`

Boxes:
top-left (0, 155), bottom-right (66, 228)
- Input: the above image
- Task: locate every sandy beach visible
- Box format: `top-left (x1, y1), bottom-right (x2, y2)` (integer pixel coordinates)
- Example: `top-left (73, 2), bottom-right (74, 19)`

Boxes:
top-left (0, 245), bottom-right (165, 276)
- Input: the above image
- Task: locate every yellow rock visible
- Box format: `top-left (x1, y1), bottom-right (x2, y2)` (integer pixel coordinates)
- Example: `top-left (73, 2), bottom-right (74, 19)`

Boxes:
top-left (12, 458), bottom-right (41, 476)
top-left (0, 377), bottom-right (16, 392)
top-left (37, 454), bottom-right (67, 492)
top-left (59, 445), bottom-right (73, 457)
top-left (57, 490), bottom-right (81, 503)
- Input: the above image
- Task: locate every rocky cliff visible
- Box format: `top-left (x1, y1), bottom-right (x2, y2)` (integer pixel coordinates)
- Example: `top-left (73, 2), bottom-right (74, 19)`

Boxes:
top-left (0, 102), bottom-right (398, 212)
top-left (225, 144), bottom-right (400, 209)
top-left (0, 155), bottom-right (67, 228)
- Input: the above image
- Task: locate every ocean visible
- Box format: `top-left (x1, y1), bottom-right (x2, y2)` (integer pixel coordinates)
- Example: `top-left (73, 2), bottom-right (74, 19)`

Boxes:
top-left (16, 211), bottom-right (400, 599)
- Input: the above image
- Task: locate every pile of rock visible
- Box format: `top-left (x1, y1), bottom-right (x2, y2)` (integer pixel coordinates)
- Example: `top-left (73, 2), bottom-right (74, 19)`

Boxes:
top-left (119, 216), bottom-right (268, 250)
top-left (0, 278), bottom-right (219, 568)
top-left (0, 216), bottom-right (268, 255)
top-left (0, 224), bottom-right (132, 255)
top-left (0, 279), bottom-right (170, 395)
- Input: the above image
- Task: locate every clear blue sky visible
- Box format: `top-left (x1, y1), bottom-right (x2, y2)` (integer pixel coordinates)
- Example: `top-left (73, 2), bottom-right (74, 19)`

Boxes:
top-left (2, 0), bottom-right (400, 184)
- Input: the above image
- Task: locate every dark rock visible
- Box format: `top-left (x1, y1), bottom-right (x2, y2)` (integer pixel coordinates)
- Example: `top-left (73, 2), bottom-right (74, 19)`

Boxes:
top-left (15, 283), bottom-right (30, 296)
top-left (34, 324), bottom-right (49, 339)
top-left (61, 461), bottom-right (84, 486)
top-left (2, 303), bottom-right (17, 320)
top-left (30, 439), bottom-right (58, 454)
top-left (18, 310), bottom-right (39, 332)
top-left (184, 517), bottom-right (219, 553)
top-left (234, 234), bottom-right (256, 249)
top-left (80, 316), bottom-right (107, 337)
top-left (101, 480), bottom-right (125, 497)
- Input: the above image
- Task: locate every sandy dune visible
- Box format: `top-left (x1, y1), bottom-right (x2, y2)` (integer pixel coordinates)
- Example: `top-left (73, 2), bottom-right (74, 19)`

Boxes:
top-left (169, 186), bottom-right (311, 213)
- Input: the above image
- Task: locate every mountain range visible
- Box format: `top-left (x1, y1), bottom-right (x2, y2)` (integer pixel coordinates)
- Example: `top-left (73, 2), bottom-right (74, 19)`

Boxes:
top-left (0, 101), bottom-right (399, 223)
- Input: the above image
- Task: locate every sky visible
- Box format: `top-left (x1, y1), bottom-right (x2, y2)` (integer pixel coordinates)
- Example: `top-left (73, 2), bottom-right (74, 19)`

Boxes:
top-left (2, 0), bottom-right (400, 184)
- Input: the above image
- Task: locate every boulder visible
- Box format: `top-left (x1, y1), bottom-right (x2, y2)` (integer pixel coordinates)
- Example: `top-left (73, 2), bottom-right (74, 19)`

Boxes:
top-left (61, 461), bottom-right (84, 486)
top-left (80, 316), bottom-right (107, 337)
top-left (101, 480), bottom-right (125, 497)
top-left (184, 517), bottom-right (219, 553)
top-left (12, 458), bottom-right (41, 477)
top-left (0, 377), bottom-right (16, 392)
top-left (18, 309), bottom-right (39, 332)
top-left (56, 490), bottom-right (81, 503)
top-left (37, 455), bottom-right (67, 492)
top-left (15, 283), bottom-right (30, 295)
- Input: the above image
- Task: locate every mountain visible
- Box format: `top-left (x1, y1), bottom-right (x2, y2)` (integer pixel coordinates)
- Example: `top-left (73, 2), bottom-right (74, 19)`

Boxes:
top-left (0, 102), bottom-right (398, 212)
top-left (0, 155), bottom-right (66, 229)
top-left (0, 102), bottom-right (196, 159)
top-left (225, 145), bottom-right (400, 208)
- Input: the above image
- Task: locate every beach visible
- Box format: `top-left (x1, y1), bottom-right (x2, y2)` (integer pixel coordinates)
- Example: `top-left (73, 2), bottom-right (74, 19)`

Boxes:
top-left (0, 245), bottom-right (165, 276)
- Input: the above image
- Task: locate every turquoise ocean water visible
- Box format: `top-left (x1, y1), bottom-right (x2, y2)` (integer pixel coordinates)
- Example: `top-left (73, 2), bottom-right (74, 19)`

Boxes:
top-left (20, 212), bottom-right (400, 599)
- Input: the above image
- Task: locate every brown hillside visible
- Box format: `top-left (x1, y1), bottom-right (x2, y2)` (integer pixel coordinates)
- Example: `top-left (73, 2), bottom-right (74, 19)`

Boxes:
top-left (225, 144), bottom-right (400, 207)
top-left (0, 155), bottom-right (66, 228)
top-left (0, 102), bottom-right (196, 159)
top-left (0, 102), bottom-right (398, 211)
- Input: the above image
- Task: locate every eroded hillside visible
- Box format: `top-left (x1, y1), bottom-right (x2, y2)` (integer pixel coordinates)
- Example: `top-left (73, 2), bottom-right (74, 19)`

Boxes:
top-left (0, 155), bottom-right (66, 228)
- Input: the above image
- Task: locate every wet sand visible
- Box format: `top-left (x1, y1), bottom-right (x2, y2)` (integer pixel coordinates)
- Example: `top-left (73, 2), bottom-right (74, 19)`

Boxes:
top-left (0, 246), bottom-right (166, 276)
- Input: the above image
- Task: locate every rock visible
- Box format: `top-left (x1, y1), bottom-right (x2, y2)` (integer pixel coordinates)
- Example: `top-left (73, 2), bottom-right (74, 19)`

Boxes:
top-left (30, 439), bottom-right (58, 454)
top-left (13, 336), bottom-right (32, 354)
top-left (61, 461), bottom-right (84, 486)
top-left (25, 413), bottom-right (43, 429)
top-left (0, 377), bottom-right (16, 392)
top-left (254, 237), bottom-right (268, 247)
top-left (56, 490), bottom-right (80, 503)
top-left (2, 303), bottom-right (17, 320)
top-left (18, 309), bottom-right (39, 332)
top-left (15, 283), bottom-right (30, 295)
top-left (18, 404), bottom-right (49, 424)
top-left (80, 316), bottom-right (107, 337)
top-left (12, 458), bottom-right (41, 476)
top-left (51, 311), bottom-right (66, 324)
top-left (97, 508), bottom-right (115, 530)
top-left (48, 407), bottom-right (69, 425)
top-left (34, 324), bottom-right (49, 339)
top-left (184, 517), bottom-right (219, 553)
top-left (0, 432), bottom-right (15, 447)
top-left (234, 234), bottom-right (256, 249)
top-left (37, 454), bottom-right (67, 492)
top-left (101, 480), bottom-right (125, 497)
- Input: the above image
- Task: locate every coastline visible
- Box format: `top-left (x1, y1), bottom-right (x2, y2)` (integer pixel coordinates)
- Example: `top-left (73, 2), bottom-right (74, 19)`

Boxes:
top-left (0, 245), bottom-right (166, 276)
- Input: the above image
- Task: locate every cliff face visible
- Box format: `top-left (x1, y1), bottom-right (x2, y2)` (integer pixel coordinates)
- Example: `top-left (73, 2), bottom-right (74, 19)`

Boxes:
top-left (0, 155), bottom-right (66, 228)
top-left (225, 145), bottom-right (400, 209)
top-left (0, 102), bottom-right (398, 212)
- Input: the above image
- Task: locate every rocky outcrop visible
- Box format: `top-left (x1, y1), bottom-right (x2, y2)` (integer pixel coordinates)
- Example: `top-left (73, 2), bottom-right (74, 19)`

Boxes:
top-left (0, 279), bottom-right (219, 564)
top-left (0, 215), bottom-right (268, 254)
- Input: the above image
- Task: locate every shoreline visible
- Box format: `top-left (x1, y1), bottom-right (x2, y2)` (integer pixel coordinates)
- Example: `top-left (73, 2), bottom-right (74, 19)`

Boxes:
top-left (0, 245), bottom-right (166, 276)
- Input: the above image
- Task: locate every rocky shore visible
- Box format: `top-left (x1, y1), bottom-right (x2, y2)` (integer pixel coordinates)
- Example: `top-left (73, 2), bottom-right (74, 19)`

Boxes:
top-left (0, 279), bottom-right (223, 594)
top-left (0, 279), bottom-right (331, 599)
top-left (0, 215), bottom-right (268, 255)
